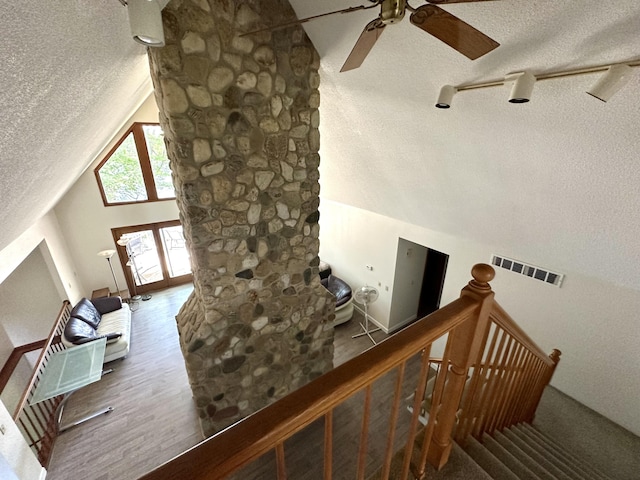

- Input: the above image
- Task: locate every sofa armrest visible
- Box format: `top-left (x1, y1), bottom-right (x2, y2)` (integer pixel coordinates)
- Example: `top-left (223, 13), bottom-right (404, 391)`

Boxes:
top-left (104, 332), bottom-right (123, 343)
top-left (92, 296), bottom-right (123, 315)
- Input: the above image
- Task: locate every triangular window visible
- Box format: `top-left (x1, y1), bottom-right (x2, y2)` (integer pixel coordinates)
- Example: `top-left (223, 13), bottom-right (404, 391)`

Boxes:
top-left (95, 123), bottom-right (175, 205)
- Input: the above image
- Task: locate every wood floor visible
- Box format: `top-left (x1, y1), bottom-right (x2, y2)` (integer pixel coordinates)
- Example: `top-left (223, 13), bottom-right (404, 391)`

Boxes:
top-left (45, 285), bottom-right (420, 480)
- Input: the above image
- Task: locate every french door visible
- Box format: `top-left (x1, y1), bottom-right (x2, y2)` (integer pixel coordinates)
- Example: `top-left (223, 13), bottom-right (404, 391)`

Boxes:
top-left (112, 220), bottom-right (192, 295)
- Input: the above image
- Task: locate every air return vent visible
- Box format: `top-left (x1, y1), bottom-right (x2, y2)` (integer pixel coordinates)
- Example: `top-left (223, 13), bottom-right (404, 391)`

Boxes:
top-left (491, 255), bottom-right (564, 287)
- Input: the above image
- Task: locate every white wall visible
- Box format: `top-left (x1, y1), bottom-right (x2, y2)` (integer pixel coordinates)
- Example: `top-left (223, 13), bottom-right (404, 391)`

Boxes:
top-left (0, 247), bottom-right (63, 348)
top-left (0, 401), bottom-right (45, 480)
top-left (318, 199), bottom-right (640, 437)
top-left (0, 212), bottom-right (83, 304)
top-left (53, 95), bottom-right (180, 295)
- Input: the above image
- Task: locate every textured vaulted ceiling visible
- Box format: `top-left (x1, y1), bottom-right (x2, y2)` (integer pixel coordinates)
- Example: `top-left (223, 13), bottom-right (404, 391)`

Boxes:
top-left (1, 1), bottom-right (639, 290)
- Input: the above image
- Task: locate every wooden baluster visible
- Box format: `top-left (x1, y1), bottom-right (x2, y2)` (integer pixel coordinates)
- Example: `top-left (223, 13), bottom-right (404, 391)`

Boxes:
top-left (486, 336), bottom-right (515, 434)
top-left (403, 346), bottom-right (432, 480)
top-left (472, 328), bottom-right (508, 438)
top-left (356, 385), bottom-right (372, 480)
top-left (527, 349), bottom-right (561, 423)
top-left (381, 363), bottom-right (406, 479)
top-left (324, 411), bottom-right (333, 480)
top-left (495, 342), bottom-right (525, 430)
top-left (521, 360), bottom-right (545, 422)
top-left (505, 349), bottom-right (530, 425)
top-left (426, 264), bottom-right (495, 470)
top-left (515, 351), bottom-right (536, 423)
top-left (456, 322), bottom-right (500, 443)
top-left (275, 443), bottom-right (287, 480)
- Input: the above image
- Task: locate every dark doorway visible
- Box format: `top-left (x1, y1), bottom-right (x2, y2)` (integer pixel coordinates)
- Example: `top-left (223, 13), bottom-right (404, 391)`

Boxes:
top-left (417, 248), bottom-right (449, 319)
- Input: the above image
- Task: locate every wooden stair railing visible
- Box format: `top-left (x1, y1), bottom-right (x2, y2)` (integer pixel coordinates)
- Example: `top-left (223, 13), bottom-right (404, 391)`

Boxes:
top-left (11, 300), bottom-right (72, 468)
top-left (0, 339), bottom-right (48, 394)
top-left (453, 301), bottom-right (561, 446)
top-left (141, 264), bottom-right (560, 479)
top-left (140, 265), bottom-right (492, 479)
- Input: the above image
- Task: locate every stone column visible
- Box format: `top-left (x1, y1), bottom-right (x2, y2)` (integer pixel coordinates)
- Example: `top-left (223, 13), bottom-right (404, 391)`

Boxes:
top-left (147, 0), bottom-right (334, 437)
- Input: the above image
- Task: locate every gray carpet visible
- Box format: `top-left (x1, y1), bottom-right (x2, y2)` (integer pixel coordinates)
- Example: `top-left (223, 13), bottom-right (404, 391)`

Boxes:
top-left (533, 386), bottom-right (640, 480)
top-left (368, 385), bottom-right (640, 479)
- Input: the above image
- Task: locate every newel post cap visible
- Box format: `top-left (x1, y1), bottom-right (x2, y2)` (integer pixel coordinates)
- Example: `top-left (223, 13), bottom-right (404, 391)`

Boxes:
top-left (468, 263), bottom-right (495, 291)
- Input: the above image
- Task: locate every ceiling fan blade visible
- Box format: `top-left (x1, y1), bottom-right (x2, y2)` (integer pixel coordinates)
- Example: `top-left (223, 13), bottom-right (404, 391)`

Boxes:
top-left (241, 2), bottom-right (381, 37)
top-left (409, 4), bottom-right (499, 60)
top-left (340, 19), bottom-right (386, 72)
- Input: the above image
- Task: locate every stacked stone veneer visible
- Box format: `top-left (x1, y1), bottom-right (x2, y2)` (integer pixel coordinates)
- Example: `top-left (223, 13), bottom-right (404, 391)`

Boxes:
top-left (147, 0), bottom-right (335, 437)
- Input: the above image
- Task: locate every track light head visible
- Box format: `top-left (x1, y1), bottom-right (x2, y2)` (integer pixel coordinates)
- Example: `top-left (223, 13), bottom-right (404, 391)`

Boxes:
top-left (505, 71), bottom-right (536, 103)
top-left (586, 64), bottom-right (633, 102)
top-left (435, 85), bottom-right (456, 109)
top-left (128, 0), bottom-right (165, 47)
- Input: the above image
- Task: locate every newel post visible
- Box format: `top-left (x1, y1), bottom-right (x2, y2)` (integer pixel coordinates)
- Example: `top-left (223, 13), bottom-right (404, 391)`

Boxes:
top-left (427, 264), bottom-right (496, 470)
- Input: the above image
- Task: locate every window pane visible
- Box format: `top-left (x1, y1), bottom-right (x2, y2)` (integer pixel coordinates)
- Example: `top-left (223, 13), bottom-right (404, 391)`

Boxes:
top-left (143, 125), bottom-right (175, 199)
top-left (160, 225), bottom-right (191, 278)
top-left (98, 133), bottom-right (148, 203)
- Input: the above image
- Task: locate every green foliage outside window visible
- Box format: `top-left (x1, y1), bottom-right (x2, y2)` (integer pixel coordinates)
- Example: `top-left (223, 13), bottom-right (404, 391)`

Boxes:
top-left (143, 125), bottom-right (174, 199)
top-left (95, 123), bottom-right (175, 205)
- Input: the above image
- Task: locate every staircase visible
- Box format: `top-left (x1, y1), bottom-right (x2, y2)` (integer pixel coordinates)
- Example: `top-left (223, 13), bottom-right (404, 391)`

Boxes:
top-left (463, 423), bottom-right (613, 480)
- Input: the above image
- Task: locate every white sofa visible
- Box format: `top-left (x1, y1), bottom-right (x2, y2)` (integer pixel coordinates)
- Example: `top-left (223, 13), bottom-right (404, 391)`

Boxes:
top-left (62, 297), bottom-right (132, 363)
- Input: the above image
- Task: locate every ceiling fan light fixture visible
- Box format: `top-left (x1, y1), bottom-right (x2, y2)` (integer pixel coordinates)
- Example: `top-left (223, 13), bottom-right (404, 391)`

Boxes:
top-left (435, 85), bottom-right (456, 109)
top-left (586, 64), bottom-right (633, 102)
top-left (506, 71), bottom-right (536, 104)
top-left (128, 0), bottom-right (165, 47)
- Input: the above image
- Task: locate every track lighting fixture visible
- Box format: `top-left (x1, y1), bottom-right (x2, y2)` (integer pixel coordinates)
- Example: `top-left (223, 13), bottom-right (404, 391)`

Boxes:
top-left (128, 0), bottom-right (165, 47)
top-left (505, 71), bottom-right (536, 104)
top-left (586, 64), bottom-right (633, 102)
top-left (434, 59), bottom-right (639, 108)
top-left (435, 85), bottom-right (456, 109)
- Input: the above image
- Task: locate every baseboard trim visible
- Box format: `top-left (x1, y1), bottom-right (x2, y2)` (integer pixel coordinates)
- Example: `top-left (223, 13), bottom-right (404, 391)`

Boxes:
top-left (353, 305), bottom-right (388, 334)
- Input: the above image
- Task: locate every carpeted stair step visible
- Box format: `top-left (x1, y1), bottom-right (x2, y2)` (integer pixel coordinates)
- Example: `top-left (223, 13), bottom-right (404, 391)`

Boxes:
top-left (480, 433), bottom-right (540, 480)
top-left (494, 430), bottom-right (565, 480)
top-left (517, 424), bottom-right (614, 480)
top-left (366, 432), bottom-right (493, 480)
top-left (512, 425), bottom-right (603, 480)
top-left (463, 435), bottom-right (520, 480)
top-left (502, 428), bottom-right (577, 480)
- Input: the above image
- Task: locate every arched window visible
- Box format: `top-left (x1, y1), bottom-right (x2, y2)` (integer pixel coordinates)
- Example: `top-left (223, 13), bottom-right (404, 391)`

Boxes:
top-left (95, 123), bottom-right (174, 205)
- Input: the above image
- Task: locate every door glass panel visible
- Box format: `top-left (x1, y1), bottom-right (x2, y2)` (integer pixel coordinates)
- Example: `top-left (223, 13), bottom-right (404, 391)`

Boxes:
top-left (120, 231), bottom-right (163, 286)
top-left (160, 225), bottom-right (191, 278)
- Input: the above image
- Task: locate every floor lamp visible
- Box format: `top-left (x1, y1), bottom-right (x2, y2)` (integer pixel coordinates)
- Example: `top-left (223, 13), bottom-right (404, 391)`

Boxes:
top-left (117, 236), bottom-right (150, 301)
top-left (97, 250), bottom-right (120, 296)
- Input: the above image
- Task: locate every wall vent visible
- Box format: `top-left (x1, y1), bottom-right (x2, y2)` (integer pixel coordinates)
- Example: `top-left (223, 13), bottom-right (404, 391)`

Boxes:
top-left (490, 255), bottom-right (564, 287)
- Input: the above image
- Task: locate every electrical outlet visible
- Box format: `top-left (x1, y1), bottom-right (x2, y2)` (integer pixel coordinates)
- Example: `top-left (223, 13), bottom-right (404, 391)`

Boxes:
top-left (366, 265), bottom-right (373, 271)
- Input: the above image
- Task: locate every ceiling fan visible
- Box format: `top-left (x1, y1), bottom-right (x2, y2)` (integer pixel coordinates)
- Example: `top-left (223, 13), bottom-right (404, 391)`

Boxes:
top-left (242, 0), bottom-right (500, 72)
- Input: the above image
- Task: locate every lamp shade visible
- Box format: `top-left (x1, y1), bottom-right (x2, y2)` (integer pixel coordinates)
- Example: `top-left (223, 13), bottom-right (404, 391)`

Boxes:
top-left (435, 85), bottom-right (456, 109)
top-left (586, 64), bottom-right (633, 102)
top-left (506, 71), bottom-right (536, 103)
top-left (97, 249), bottom-right (116, 259)
top-left (128, 0), bottom-right (165, 47)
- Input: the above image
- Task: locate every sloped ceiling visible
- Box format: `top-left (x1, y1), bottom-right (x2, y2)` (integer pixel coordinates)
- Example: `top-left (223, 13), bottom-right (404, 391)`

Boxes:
top-left (0, 1), bottom-right (154, 251)
top-left (1, 1), bottom-right (639, 290)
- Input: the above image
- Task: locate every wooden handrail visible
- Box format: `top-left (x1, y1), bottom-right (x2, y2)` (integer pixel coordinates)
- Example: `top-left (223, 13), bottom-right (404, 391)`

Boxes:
top-left (12, 300), bottom-right (72, 468)
top-left (0, 339), bottom-right (47, 394)
top-left (490, 301), bottom-right (553, 366)
top-left (141, 296), bottom-right (479, 479)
